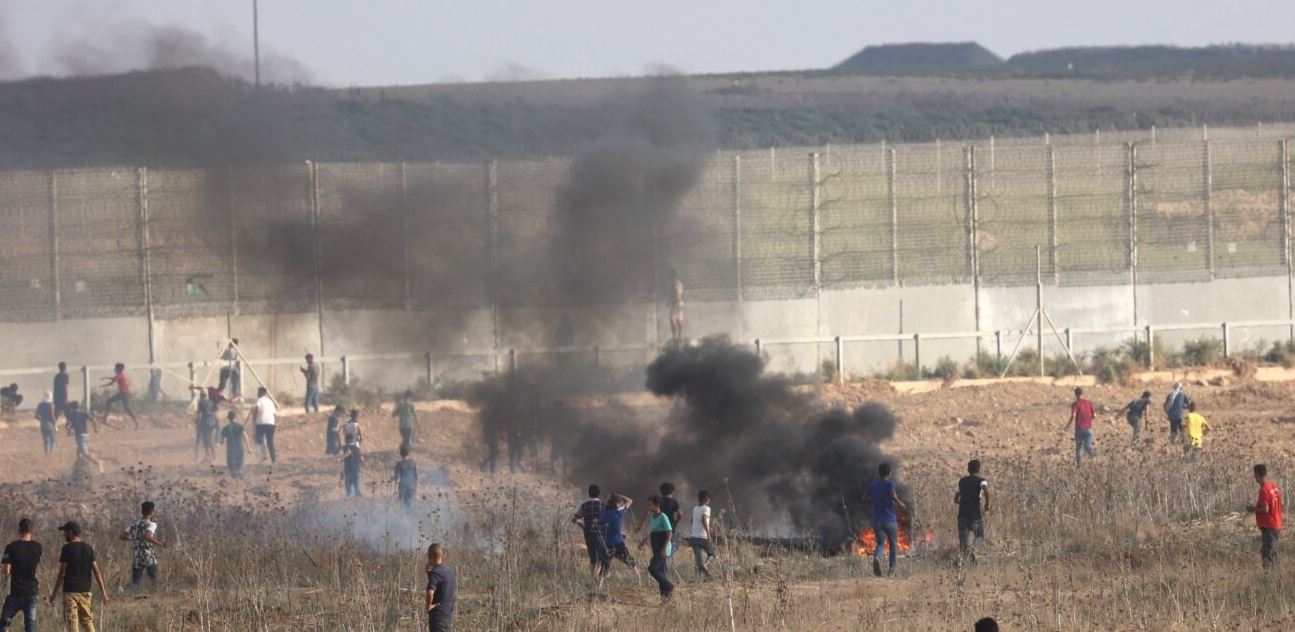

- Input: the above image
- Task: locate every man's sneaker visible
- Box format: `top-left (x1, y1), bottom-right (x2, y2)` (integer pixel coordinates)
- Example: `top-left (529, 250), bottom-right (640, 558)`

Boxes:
top-left (872, 559), bottom-right (881, 577)
top-left (887, 567), bottom-right (895, 577)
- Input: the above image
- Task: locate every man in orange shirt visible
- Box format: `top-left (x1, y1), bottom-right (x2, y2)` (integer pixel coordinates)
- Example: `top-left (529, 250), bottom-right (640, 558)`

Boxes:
top-left (1247, 463), bottom-right (1283, 569)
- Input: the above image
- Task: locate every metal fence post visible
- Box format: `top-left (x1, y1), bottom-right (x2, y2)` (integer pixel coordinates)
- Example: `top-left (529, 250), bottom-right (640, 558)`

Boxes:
top-left (965, 146), bottom-right (982, 352)
top-left (487, 160), bottom-right (500, 374)
top-left (995, 330), bottom-right (1003, 362)
top-left (1064, 328), bottom-right (1073, 355)
top-left (227, 167), bottom-right (240, 315)
top-left (809, 152), bottom-right (821, 291)
top-left (81, 365), bottom-right (89, 409)
top-left (887, 147), bottom-right (899, 285)
top-left (1046, 144), bottom-right (1059, 284)
top-left (1204, 140), bottom-right (1215, 279)
top-left (754, 338), bottom-right (762, 357)
top-left (425, 351), bottom-right (434, 386)
top-left (400, 162), bottom-right (412, 310)
top-left (136, 167), bottom-right (156, 367)
top-left (341, 356), bottom-right (350, 386)
top-left (1222, 322), bottom-right (1230, 359)
top-left (308, 161), bottom-right (326, 366)
top-left (1127, 143), bottom-right (1140, 326)
top-left (48, 171), bottom-right (61, 321)
top-left (834, 336), bottom-right (844, 384)
top-left (508, 349), bottom-right (517, 373)
top-left (1282, 138), bottom-right (1292, 341)
top-left (913, 333), bottom-right (922, 372)
top-left (1146, 325), bottom-right (1155, 370)
top-left (593, 345), bottom-right (601, 372)
top-left (732, 154), bottom-right (743, 304)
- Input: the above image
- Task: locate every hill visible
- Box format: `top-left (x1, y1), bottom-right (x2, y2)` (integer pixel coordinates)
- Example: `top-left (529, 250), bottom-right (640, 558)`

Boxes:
top-left (3, 65), bottom-right (1295, 170)
top-left (834, 42), bottom-right (1003, 74)
top-left (1007, 44), bottom-right (1295, 79)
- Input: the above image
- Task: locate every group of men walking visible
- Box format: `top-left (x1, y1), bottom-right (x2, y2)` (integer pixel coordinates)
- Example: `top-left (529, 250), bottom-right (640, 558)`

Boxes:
top-left (571, 482), bottom-right (716, 602)
top-left (1065, 382), bottom-right (1214, 467)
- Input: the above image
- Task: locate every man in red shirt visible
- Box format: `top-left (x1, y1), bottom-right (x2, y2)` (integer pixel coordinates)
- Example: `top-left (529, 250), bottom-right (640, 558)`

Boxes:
top-left (1061, 387), bottom-right (1096, 466)
top-left (101, 362), bottom-right (139, 429)
top-left (1247, 463), bottom-right (1283, 569)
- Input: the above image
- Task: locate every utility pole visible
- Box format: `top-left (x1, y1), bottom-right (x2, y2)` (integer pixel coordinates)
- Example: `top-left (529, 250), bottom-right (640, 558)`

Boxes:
top-left (252, 0), bottom-right (261, 88)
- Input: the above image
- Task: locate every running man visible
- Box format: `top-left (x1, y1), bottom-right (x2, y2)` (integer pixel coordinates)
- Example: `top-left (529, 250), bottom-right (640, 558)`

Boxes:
top-left (639, 496), bottom-right (674, 601)
top-left (1248, 463), bottom-right (1283, 569)
top-left (47, 521), bottom-right (108, 631)
top-left (865, 463), bottom-right (906, 577)
top-left (668, 269), bottom-right (685, 343)
top-left (219, 411), bottom-right (248, 479)
top-left (393, 445), bottom-right (418, 508)
top-left (601, 494), bottom-right (636, 574)
top-left (246, 387), bottom-right (278, 464)
top-left (1062, 387), bottom-right (1097, 466)
top-left (53, 363), bottom-right (70, 421)
top-left (0, 519), bottom-right (42, 632)
top-left (1164, 381), bottom-right (1191, 444)
top-left (1183, 402), bottom-right (1211, 459)
top-left (65, 402), bottom-right (102, 474)
top-left (954, 459), bottom-right (990, 559)
top-left (393, 391), bottom-right (417, 451)
top-left (118, 501), bottom-right (166, 590)
top-left (100, 363), bottom-right (138, 429)
top-left (36, 393), bottom-right (56, 456)
top-left (300, 354), bottom-right (320, 414)
top-left (425, 544), bottom-right (456, 632)
top-left (689, 490), bottom-right (716, 579)
top-left (1116, 390), bottom-right (1153, 445)
top-left (571, 485), bottom-right (610, 587)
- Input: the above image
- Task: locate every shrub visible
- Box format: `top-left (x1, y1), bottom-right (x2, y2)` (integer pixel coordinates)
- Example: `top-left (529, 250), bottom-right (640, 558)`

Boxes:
top-left (1263, 340), bottom-right (1295, 367)
top-left (926, 356), bottom-right (960, 381)
top-left (324, 374), bottom-right (386, 411)
top-left (876, 361), bottom-right (920, 381)
top-left (1088, 346), bottom-right (1134, 383)
top-left (963, 351), bottom-right (1008, 379)
top-left (1180, 338), bottom-right (1222, 367)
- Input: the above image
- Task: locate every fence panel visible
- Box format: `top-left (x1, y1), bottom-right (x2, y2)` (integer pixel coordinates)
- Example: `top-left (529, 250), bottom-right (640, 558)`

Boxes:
top-left (147, 168), bottom-right (233, 319)
top-left (673, 155), bottom-right (739, 301)
top-left (495, 159), bottom-right (568, 307)
top-left (1055, 144), bottom-right (1129, 284)
top-left (407, 162), bottom-right (490, 310)
top-left (894, 141), bottom-right (967, 284)
top-left (979, 144), bottom-right (1051, 285)
top-left (737, 149), bottom-right (815, 299)
top-left (1211, 140), bottom-right (1284, 277)
top-left (819, 145), bottom-right (891, 288)
top-left (1136, 141), bottom-right (1211, 283)
top-left (58, 168), bottom-right (144, 319)
top-left (316, 162), bottom-right (405, 310)
top-left (0, 171), bottom-right (55, 321)
top-left (229, 164), bottom-right (313, 314)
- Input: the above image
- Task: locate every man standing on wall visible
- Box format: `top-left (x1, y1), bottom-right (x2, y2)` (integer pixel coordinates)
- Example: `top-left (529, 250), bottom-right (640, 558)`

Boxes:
top-left (246, 388), bottom-right (278, 464)
top-left (300, 354), bottom-right (319, 414)
top-left (219, 340), bottom-right (242, 401)
top-left (1248, 463), bottom-right (1283, 569)
top-left (1061, 387), bottom-right (1097, 466)
top-left (100, 363), bottom-right (138, 430)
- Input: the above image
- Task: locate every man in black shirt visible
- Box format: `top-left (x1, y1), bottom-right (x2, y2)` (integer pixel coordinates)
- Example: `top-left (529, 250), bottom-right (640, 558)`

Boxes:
top-left (954, 459), bottom-right (991, 559)
top-left (47, 521), bottom-right (108, 631)
top-left (53, 363), bottom-right (70, 420)
top-left (1, 519), bottom-right (41, 632)
top-left (425, 543), bottom-right (456, 632)
top-left (1116, 390), bottom-right (1154, 445)
top-left (655, 483), bottom-right (683, 558)
top-left (65, 402), bottom-right (103, 474)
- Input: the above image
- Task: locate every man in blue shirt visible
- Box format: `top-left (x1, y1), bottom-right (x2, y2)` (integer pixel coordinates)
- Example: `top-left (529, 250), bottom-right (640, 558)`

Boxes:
top-left (601, 494), bottom-right (636, 574)
top-left (424, 543), bottom-right (455, 632)
top-left (1164, 382), bottom-right (1191, 444)
top-left (864, 462), bottom-right (907, 577)
top-left (571, 485), bottom-right (610, 587)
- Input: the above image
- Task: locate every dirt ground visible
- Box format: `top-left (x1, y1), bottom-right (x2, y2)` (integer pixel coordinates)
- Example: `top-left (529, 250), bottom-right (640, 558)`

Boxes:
top-left (1, 376), bottom-right (1292, 629)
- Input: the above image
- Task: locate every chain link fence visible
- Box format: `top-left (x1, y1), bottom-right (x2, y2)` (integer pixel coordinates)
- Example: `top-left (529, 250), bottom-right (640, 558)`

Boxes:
top-left (1, 126), bottom-right (1294, 323)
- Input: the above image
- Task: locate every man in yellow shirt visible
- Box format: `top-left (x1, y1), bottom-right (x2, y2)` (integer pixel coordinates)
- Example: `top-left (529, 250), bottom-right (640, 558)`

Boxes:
top-left (1183, 402), bottom-right (1211, 459)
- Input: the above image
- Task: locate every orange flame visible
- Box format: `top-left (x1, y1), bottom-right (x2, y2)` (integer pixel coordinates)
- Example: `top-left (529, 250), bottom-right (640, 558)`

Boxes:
top-left (851, 526), bottom-right (935, 557)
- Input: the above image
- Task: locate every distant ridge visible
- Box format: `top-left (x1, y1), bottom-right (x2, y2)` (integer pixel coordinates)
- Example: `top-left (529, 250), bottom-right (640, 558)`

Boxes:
top-left (834, 42), bottom-right (1003, 73)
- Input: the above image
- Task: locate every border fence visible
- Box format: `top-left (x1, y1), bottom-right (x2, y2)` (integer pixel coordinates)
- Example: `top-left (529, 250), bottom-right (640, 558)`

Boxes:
top-left (2, 124), bottom-right (1295, 336)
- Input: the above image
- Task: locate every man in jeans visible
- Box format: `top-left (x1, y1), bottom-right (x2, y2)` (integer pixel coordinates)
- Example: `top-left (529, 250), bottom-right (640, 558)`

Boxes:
top-left (0, 519), bottom-right (42, 632)
top-left (570, 484), bottom-right (609, 587)
top-left (300, 354), bottom-right (320, 414)
top-left (393, 391), bottom-right (418, 452)
top-left (118, 501), bottom-right (167, 589)
top-left (1062, 387), bottom-right (1097, 466)
top-left (65, 403), bottom-right (102, 474)
top-left (689, 490), bottom-right (716, 579)
top-left (954, 459), bottom-right (990, 560)
top-left (246, 388), bottom-right (278, 464)
top-left (1247, 463), bottom-right (1283, 569)
top-left (864, 463), bottom-right (906, 577)
top-left (47, 521), bottom-right (108, 632)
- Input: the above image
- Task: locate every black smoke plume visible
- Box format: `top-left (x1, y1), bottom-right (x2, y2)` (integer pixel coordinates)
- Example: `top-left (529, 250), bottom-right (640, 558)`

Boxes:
top-left (473, 336), bottom-right (908, 548)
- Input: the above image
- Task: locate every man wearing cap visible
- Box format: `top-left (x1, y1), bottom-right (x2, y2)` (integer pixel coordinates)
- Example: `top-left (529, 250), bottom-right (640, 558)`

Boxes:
top-left (47, 521), bottom-right (108, 632)
top-left (1, 518), bottom-right (42, 632)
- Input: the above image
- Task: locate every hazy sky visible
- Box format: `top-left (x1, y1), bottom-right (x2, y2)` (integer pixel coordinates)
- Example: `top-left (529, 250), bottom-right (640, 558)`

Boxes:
top-left (4, 0), bottom-right (1293, 86)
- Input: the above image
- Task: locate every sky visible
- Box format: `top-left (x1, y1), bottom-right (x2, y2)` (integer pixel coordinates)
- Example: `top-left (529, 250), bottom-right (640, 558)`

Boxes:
top-left (3, 0), bottom-right (1294, 86)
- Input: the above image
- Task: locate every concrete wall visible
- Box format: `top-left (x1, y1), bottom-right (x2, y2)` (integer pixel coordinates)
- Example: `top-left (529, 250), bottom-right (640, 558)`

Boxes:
top-left (3, 275), bottom-right (1291, 404)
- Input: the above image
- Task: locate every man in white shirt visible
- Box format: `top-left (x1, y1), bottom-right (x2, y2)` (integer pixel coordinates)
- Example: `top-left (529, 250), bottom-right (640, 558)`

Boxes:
top-left (689, 490), bottom-right (717, 578)
top-left (246, 387), bottom-right (278, 463)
